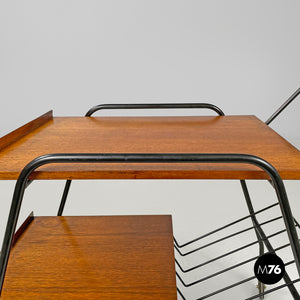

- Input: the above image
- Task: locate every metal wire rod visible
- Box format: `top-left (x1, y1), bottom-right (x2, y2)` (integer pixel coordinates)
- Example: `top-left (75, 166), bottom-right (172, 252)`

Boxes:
top-left (245, 278), bottom-right (300, 300)
top-left (175, 230), bottom-right (291, 283)
top-left (294, 218), bottom-right (300, 229)
top-left (175, 216), bottom-right (282, 257)
top-left (265, 87), bottom-right (300, 125)
top-left (177, 287), bottom-right (187, 300)
top-left (175, 227), bottom-right (286, 260)
top-left (177, 260), bottom-right (295, 300)
top-left (174, 203), bottom-right (279, 249)
top-left (176, 240), bottom-right (294, 279)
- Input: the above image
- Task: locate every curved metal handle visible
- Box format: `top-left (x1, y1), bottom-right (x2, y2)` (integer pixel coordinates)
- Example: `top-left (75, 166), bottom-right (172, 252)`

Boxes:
top-left (1, 153), bottom-right (300, 294)
top-left (85, 103), bottom-right (225, 117)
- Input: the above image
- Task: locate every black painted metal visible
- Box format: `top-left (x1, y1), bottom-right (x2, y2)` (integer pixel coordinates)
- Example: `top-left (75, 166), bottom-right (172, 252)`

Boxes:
top-left (174, 203), bottom-right (279, 249)
top-left (241, 180), bottom-right (265, 256)
top-left (265, 87), bottom-right (300, 125)
top-left (25, 180), bottom-right (33, 189)
top-left (245, 278), bottom-right (300, 300)
top-left (57, 180), bottom-right (71, 216)
top-left (241, 180), bottom-right (266, 299)
top-left (176, 239), bottom-right (297, 281)
top-left (177, 287), bottom-right (187, 300)
top-left (175, 228), bottom-right (287, 279)
top-left (175, 216), bottom-right (282, 258)
top-left (85, 103), bottom-right (225, 117)
top-left (295, 218), bottom-right (300, 229)
top-left (57, 103), bottom-right (225, 216)
top-left (1, 153), bottom-right (300, 298)
top-left (177, 260), bottom-right (296, 300)
top-left (241, 179), bottom-right (299, 299)
top-left (178, 87), bottom-right (300, 299)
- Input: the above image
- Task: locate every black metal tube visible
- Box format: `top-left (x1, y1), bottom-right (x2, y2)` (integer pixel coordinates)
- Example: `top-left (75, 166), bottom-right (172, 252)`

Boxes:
top-left (57, 180), bottom-right (72, 216)
top-left (240, 180), bottom-right (265, 298)
top-left (265, 87), bottom-right (300, 125)
top-left (0, 153), bottom-right (300, 296)
top-left (85, 103), bottom-right (225, 117)
top-left (241, 180), bottom-right (265, 255)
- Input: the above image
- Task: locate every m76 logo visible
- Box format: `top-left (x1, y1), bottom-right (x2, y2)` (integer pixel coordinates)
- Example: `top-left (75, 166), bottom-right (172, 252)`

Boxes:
top-left (254, 253), bottom-right (285, 284)
top-left (257, 264), bottom-right (282, 275)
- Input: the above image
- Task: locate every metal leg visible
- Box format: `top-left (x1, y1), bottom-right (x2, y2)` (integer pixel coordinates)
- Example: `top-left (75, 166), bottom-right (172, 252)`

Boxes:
top-left (240, 180), bottom-right (300, 299)
top-left (57, 180), bottom-right (72, 216)
top-left (241, 180), bottom-right (265, 299)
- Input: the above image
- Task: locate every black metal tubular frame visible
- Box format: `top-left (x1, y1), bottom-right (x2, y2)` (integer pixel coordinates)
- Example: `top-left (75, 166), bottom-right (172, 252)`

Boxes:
top-left (1, 153), bottom-right (300, 297)
top-left (57, 103), bottom-right (225, 216)
top-left (234, 87), bottom-right (300, 298)
top-left (175, 88), bottom-right (300, 298)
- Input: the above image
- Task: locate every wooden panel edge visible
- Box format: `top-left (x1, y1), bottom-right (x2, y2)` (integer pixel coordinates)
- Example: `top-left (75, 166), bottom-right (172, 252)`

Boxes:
top-left (0, 111), bottom-right (53, 151)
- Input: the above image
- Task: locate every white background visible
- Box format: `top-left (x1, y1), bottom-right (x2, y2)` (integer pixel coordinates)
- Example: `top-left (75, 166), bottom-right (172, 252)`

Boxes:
top-left (0, 1), bottom-right (300, 299)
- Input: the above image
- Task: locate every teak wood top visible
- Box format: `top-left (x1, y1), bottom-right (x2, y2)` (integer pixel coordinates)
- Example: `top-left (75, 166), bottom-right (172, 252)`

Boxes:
top-left (1, 215), bottom-right (177, 299)
top-left (0, 111), bottom-right (300, 180)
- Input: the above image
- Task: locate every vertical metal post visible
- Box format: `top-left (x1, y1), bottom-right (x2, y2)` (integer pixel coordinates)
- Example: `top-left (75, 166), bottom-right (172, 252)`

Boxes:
top-left (57, 180), bottom-right (72, 216)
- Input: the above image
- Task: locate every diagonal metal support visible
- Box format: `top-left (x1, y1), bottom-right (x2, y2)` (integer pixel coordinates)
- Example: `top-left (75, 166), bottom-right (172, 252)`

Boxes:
top-left (265, 87), bottom-right (300, 125)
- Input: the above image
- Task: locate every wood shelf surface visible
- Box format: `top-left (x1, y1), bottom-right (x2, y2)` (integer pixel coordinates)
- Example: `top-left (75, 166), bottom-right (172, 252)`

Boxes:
top-left (1, 215), bottom-right (177, 299)
top-left (0, 113), bottom-right (300, 179)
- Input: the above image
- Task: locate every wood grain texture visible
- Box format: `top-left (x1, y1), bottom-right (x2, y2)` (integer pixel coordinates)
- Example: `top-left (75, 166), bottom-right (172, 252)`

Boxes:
top-left (0, 115), bottom-right (300, 179)
top-left (0, 111), bottom-right (53, 151)
top-left (1, 215), bottom-right (177, 299)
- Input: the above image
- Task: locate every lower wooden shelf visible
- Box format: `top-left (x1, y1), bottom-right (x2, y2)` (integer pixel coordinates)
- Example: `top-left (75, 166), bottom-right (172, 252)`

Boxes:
top-left (2, 215), bottom-right (177, 299)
